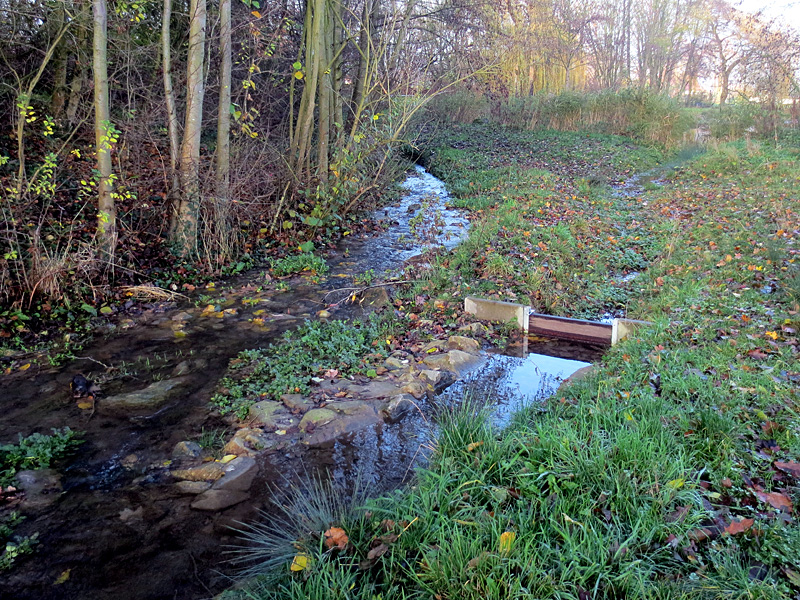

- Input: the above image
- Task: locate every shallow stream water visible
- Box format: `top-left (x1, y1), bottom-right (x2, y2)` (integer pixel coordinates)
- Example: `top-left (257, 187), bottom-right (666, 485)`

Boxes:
top-left (0, 166), bottom-right (595, 599)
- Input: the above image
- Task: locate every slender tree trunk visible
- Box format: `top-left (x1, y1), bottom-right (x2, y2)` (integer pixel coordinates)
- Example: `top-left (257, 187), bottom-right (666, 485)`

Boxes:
top-left (67, 1), bottom-right (89, 124)
top-left (290, 0), bottom-right (323, 180)
top-left (317, 2), bottom-right (332, 182)
top-left (349, 0), bottom-right (379, 135)
top-left (162, 0), bottom-right (181, 219)
top-left (216, 0), bottom-right (232, 200)
top-left (51, 4), bottom-right (69, 119)
top-left (174, 0), bottom-right (206, 256)
top-left (93, 0), bottom-right (117, 257)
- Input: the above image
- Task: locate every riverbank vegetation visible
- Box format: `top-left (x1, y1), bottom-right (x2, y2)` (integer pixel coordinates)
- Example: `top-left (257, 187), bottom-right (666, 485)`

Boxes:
top-left (2, 0), bottom-right (798, 365)
top-left (225, 124), bottom-right (800, 598)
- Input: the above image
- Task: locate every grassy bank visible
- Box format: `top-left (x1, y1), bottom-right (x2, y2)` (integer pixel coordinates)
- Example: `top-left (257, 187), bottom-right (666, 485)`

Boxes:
top-left (227, 126), bottom-right (800, 599)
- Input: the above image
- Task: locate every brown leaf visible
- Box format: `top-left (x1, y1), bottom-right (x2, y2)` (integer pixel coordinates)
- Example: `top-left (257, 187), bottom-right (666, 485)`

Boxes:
top-left (323, 526), bottom-right (349, 550)
top-left (775, 461), bottom-right (800, 478)
top-left (724, 518), bottom-right (755, 536)
top-left (747, 349), bottom-right (770, 360)
top-left (721, 477), bottom-right (733, 488)
top-left (367, 543), bottom-right (389, 560)
top-left (755, 490), bottom-right (793, 513)
top-left (379, 533), bottom-right (399, 544)
top-left (666, 505), bottom-right (691, 523)
top-left (380, 519), bottom-right (396, 532)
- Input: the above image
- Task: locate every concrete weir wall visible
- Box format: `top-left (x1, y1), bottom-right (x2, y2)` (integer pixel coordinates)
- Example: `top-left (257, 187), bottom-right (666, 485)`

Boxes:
top-left (463, 296), bottom-right (649, 346)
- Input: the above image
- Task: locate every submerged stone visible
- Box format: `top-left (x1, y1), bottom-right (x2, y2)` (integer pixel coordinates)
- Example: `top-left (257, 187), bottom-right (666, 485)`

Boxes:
top-left (191, 489), bottom-right (250, 511)
top-left (99, 377), bottom-right (189, 415)
top-left (171, 462), bottom-right (225, 482)
top-left (299, 408), bottom-right (338, 432)
top-left (212, 456), bottom-right (258, 492)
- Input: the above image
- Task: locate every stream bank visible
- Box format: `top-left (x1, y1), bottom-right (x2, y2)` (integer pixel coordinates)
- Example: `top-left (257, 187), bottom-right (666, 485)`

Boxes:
top-left (1, 163), bottom-right (598, 599)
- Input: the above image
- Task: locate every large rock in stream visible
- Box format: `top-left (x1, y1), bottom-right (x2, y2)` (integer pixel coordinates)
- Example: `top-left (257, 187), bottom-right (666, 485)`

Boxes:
top-left (99, 377), bottom-right (190, 416)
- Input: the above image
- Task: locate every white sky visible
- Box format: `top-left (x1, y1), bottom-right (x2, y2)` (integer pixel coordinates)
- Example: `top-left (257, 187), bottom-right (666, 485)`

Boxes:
top-left (735, 0), bottom-right (800, 29)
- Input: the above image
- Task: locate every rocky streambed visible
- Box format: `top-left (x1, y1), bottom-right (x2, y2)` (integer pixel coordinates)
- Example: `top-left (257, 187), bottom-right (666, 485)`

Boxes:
top-left (0, 166), bottom-right (597, 600)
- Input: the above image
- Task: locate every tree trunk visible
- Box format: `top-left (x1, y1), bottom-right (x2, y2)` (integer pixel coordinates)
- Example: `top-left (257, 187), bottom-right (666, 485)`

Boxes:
top-left (92, 0), bottom-right (117, 257)
top-left (349, 0), bottom-right (380, 137)
top-left (290, 0), bottom-right (323, 181)
top-left (67, 1), bottom-right (89, 124)
top-left (50, 4), bottom-right (69, 119)
top-left (174, 0), bottom-right (206, 256)
top-left (216, 0), bottom-right (232, 200)
top-left (317, 2), bottom-right (332, 182)
top-left (162, 0), bottom-right (181, 217)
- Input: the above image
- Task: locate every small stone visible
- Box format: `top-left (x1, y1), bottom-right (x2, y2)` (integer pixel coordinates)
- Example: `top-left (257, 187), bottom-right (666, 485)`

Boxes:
top-left (118, 507), bottom-right (145, 522)
top-left (448, 349), bottom-right (479, 371)
top-left (222, 427), bottom-right (276, 456)
top-left (16, 469), bottom-right (62, 509)
top-left (281, 394), bottom-right (314, 412)
top-left (299, 408), bottom-right (337, 433)
top-left (384, 357), bottom-right (406, 370)
top-left (422, 354), bottom-right (451, 370)
top-left (171, 462), bottom-right (225, 482)
top-left (172, 440), bottom-right (203, 458)
top-left (458, 322), bottom-right (490, 336)
top-left (422, 339), bottom-right (447, 353)
top-left (447, 335), bottom-right (481, 353)
top-left (360, 287), bottom-right (390, 308)
top-left (401, 381), bottom-right (427, 399)
top-left (419, 370), bottom-right (442, 386)
top-left (212, 456), bottom-right (258, 492)
top-left (172, 311), bottom-right (194, 322)
top-left (248, 400), bottom-right (289, 428)
top-left (330, 400), bottom-right (371, 415)
top-left (174, 481), bottom-right (212, 495)
top-left (360, 380), bottom-right (404, 399)
top-left (381, 394), bottom-right (416, 422)
top-left (191, 489), bottom-right (250, 511)
top-left (171, 360), bottom-right (192, 376)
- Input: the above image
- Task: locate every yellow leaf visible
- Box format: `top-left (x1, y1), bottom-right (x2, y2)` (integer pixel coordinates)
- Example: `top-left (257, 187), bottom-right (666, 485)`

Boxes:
top-left (19, 363), bottom-right (31, 371)
top-left (667, 478), bottom-right (685, 489)
top-left (54, 568), bottom-right (71, 584)
top-left (466, 441), bottom-right (484, 452)
top-left (563, 514), bottom-right (584, 527)
top-left (498, 531), bottom-right (516, 554)
top-left (251, 10), bottom-right (261, 17)
top-left (173, 330), bottom-right (187, 338)
top-left (294, 71), bottom-right (304, 80)
top-left (765, 331), bottom-right (778, 340)
top-left (253, 309), bottom-right (265, 316)
top-left (219, 454), bottom-right (237, 464)
top-left (290, 553), bottom-right (309, 572)
top-left (77, 401), bottom-right (93, 410)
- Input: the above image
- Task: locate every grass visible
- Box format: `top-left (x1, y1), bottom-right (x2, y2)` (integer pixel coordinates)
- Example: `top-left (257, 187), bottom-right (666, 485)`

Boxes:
top-left (225, 126), bottom-right (800, 599)
top-left (211, 314), bottom-right (398, 419)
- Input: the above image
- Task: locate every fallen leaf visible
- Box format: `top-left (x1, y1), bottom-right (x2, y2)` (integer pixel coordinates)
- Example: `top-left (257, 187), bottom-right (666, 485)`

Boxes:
top-left (498, 530), bottom-right (516, 554)
top-left (755, 490), bottom-right (793, 513)
top-left (466, 441), bottom-right (484, 452)
top-left (77, 400), bottom-right (93, 410)
top-left (324, 526), bottom-right (348, 550)
top-left (54, 568), bottom-right (71, 584)
top-left (367, 543), bottom-right (389, 560)
top-left (724, 518), bottom-right (755, 536)
top-left (775, 461), bottom-right (800, 478)
top-left (290, 553), bottom-right (309, 571)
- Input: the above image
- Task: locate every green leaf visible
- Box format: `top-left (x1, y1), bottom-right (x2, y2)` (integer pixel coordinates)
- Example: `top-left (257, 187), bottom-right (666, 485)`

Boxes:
top-left (299, 241), bottom-right (314, 253)
top-left (81, 303), bottom-right (97, 316)
top-left (100, 306), bottom-right (113, 315)
top-left (292, 61), bottom-right (302, 70)
top-left (282, 220), bottom-right (293, 229)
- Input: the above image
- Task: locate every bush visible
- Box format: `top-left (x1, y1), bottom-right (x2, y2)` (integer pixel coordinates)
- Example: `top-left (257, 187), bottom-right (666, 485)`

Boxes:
top-left (0, 427), bottom-right (83, 486)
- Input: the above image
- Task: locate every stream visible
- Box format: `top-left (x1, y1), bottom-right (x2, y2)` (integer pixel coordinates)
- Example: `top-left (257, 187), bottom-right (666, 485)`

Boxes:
top-left (0, 166), bottom-right (597, 599)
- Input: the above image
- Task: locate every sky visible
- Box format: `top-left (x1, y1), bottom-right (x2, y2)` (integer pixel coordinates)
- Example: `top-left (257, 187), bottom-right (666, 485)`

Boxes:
top-left (736, 0), bottom-right (800, 29)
